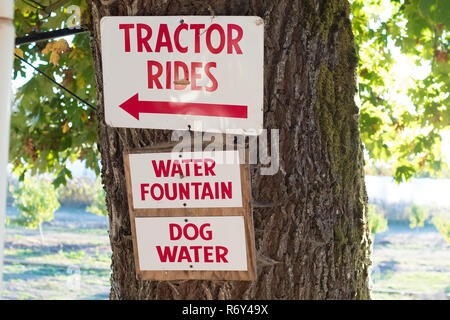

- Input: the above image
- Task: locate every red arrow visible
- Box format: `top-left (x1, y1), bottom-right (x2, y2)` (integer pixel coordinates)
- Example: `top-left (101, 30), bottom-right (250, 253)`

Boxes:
top-left (119, 94), bottom-right (248, 120)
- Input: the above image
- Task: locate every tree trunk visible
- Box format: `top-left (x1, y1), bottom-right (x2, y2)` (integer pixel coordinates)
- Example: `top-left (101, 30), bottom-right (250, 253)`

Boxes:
top-left (89, 0), bottom-right (371, 300)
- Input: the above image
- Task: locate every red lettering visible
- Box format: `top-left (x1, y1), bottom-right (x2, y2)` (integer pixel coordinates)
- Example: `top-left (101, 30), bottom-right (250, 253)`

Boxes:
top-left (169, 224), bottom-right (182, 240)
top-left (193, 159), bottom-right (203, 176)
top-left (190, 62), bottom-right (203, 91)
top-left (174, 61), bottom-right (189, 90)
top-left (177, 246), bottom-right (192, 262)
top-left (152, 160), bottom-right (171, 177)
top-left (206, 24), bottom-right (225, 54)
top-left (199, 224), bottom-right (212, 240)
top-left (190, 24), bottom-right (205, 53)
top-left (164, 183), bottom-right (177, 200)
top-left (156, 246), bottom-right (178, 262)
top-left (191, 182), bottom-right (201, 200)
top-left (120, 23), bottom-right (244, 55)
top-left (146, 61), bottom-right (218, 91)
top-left (119, 24), bottom-right (134, 52)
top-left (174, 24), bottom-right (188, 53)
top-left (150, 183), bottom-right (164, 200)
top-left (179, 183), bottom-right (190, 200)
top-left (204, 246), bottom-right (214, 263)
top-left (216, 246), bottom-right (229, 263)
top-left (137, 23), bottom-right (152, 52)
top-left (147, 60), bottom-right (163, 89)
top-left (183, 223), bottom-right (199, 240)
top-left (214, 182), bottom-right (220, 198)
top-left (221, 181), bottom-right (232, 199)
top-left (190, 246), bottom-right (202, 262)
top-left (205, 62), bottom-right (218, 92)
top-left (227, 24), bottom-right (243, 54)
top-left (182, 159), bottom-right (192, 175)
top-left (204, 159), bottom-right (216, 176)
top-left (166, 61), bottom-right (172, 89)
top-left (201, 182), bottom-right (214, 200)
top-left (155, 24), bottom-right (173, 52)
top-left (140, 183), bottom-right (149, 201)
top-left (170, 160), bottom-right (183, 177)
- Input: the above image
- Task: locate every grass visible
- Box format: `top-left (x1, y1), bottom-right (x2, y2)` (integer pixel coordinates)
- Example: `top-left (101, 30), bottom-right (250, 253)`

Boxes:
top-left (2, 206), bottom-right (111, 300)
top-left (371, 292), bottom-right (413, 300)
top-left (44, 226), bottom-right (109, 235)
top-left (4, 247), bottom-right (111, 268)
top-left (370, 222), bottom-right (450, 300)
top-left (3, 262), bottom-right (110, 300)
top-left (373, 271), bottom-right (450, 292)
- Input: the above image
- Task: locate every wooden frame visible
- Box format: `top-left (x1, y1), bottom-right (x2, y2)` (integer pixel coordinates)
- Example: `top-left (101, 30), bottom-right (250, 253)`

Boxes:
top-left (123, 143), bottom-right (256, 281)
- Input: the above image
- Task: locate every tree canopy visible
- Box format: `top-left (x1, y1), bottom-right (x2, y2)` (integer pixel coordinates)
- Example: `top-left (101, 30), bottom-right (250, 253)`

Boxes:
top-left (11, 0), bottom-right (450, 185)
top-left (12, 0), bottom-right (97, 186)
top-left (9, 176), bottom-right (60, 230)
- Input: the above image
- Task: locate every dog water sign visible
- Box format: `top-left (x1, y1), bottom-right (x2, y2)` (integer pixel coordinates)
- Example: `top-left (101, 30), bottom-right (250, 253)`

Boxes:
top-left (135, 216), bottom-right (248, 271)
top-left (100, 16), bottom-right (264, 134)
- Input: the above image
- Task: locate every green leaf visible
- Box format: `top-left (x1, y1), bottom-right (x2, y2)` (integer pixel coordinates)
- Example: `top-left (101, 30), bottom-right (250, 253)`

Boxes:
top-left (394, 165), bottom-right (416, 183)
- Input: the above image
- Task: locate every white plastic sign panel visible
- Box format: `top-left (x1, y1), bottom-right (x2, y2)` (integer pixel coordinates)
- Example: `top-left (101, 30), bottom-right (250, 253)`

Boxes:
top-left (135, 216), bottom-right (248, 271)
top-left (128, 150), bottom-right (242, 209)
top-left (100, 16), bottom-right (264, 134)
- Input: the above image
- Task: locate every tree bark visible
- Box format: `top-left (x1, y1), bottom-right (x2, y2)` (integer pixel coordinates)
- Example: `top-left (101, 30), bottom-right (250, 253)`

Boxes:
top-left (89, 0), bottom-right (372, 300)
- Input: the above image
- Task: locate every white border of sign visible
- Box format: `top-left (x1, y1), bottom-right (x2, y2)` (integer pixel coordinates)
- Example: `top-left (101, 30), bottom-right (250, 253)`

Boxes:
top-left (128, 150), bottom-right (243, 209)
top-left (135, 216), bottom-right (248, 271)
top-left (100, 16), bottom-right (264, 135)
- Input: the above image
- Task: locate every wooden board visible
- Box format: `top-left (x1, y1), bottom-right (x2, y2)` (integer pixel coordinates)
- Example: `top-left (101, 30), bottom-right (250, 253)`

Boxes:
top-left (123, 143), bottom-right (256, 281)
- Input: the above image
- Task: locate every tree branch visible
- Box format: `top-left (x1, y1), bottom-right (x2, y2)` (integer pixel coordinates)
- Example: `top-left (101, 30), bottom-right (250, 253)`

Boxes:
top-left (15, 27), bottom-right (89, 46)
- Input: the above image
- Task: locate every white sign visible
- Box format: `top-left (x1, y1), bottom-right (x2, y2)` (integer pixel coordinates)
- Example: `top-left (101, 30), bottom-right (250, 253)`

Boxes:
top-left (135, 216), bottom-right (248, 271)
top-left (100, 16), bottom-right (264, 134)
top-left (128, 150), bottom-right (242, 209)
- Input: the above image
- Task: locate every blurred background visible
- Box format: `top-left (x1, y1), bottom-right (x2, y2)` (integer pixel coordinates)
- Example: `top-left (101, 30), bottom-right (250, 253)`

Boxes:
top-left (3, 166), bottom-right (450, 299)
